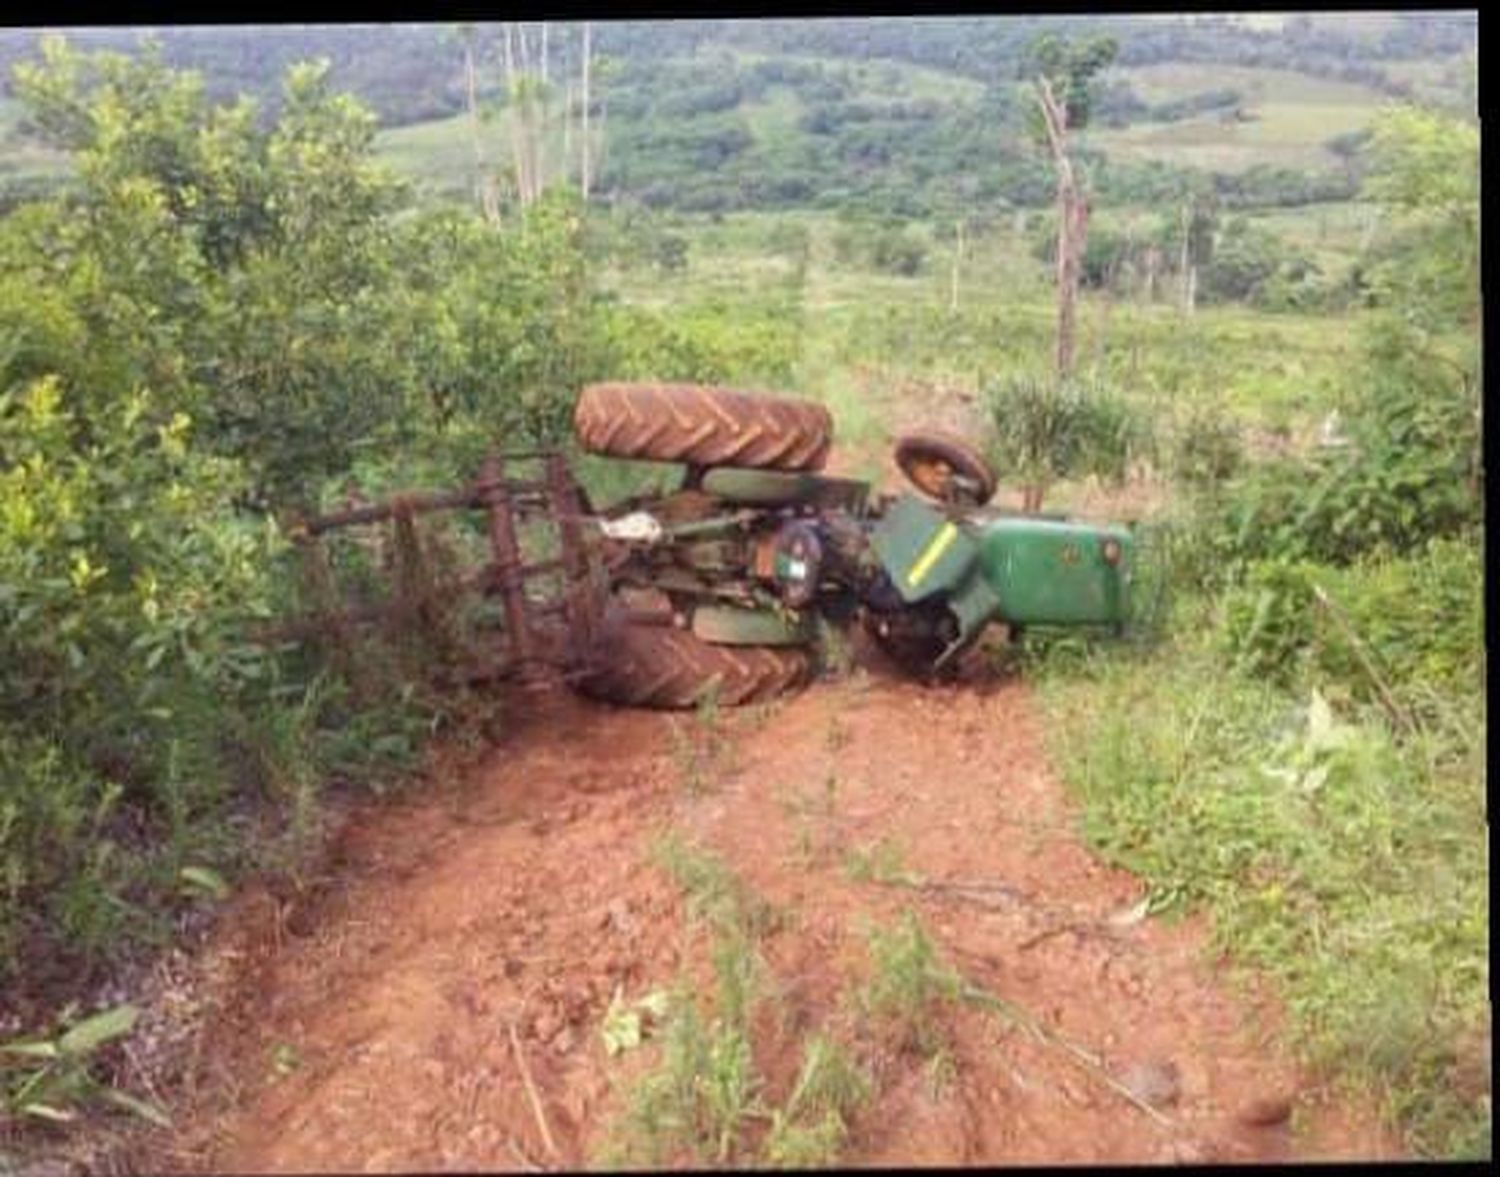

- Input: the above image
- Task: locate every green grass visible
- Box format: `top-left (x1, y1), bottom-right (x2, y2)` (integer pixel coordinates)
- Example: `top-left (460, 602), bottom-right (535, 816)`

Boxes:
top-left (1035, 595), bottom-right (1489, 1159)
top-left (600, 204), bottom-right (1364, 451)
top-left (604, 833), bottom-right (874, 1168)
top-left (858, 910), bottom-right (964, 1059)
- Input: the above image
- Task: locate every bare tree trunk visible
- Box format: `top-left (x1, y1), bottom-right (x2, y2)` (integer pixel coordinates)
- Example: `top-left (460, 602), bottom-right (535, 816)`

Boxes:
top-left (462, 30), bottom-right (499, 225)
top-left (1036, 76), bottom-right (1083, 382)
top-left (541, 22), bottom-right (549, 87)
top-left (580, 21), bottom-right (592, 200)
top-left (502, 23), bottom-right (530, 206)
top-left (597, 95), bottom-right (607, 181)
top-left (1057, 193), bottom-right (1087, 379)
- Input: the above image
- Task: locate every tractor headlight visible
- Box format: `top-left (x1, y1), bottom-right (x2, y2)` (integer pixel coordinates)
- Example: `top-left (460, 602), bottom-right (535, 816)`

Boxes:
top-left (1101, 537), bottom-right (1122, 566)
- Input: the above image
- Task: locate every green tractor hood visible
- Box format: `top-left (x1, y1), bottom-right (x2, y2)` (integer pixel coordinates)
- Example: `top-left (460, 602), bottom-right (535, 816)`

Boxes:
top-left (870, 494), bottom-right (1133, 653)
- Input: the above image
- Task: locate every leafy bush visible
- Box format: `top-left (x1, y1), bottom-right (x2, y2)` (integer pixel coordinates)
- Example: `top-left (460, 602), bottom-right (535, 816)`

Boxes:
top-left (0, 376), bottom-right (283, 977)
top-left (1225, 540), bottom-right (1482, 718)
top-left (0, 42), bottom-right (670, 1003)
top-left (1200, 317), bottom-right (1478, 573)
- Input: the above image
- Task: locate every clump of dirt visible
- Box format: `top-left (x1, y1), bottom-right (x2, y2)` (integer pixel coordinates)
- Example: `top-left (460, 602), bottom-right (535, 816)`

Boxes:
top-left (137, 662), bottom-right (1399, 1172)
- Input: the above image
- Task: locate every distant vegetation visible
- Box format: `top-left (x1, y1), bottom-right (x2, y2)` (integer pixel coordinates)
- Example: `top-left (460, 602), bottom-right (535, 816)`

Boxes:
top-left (0, 15), bottom-right (1476, 218)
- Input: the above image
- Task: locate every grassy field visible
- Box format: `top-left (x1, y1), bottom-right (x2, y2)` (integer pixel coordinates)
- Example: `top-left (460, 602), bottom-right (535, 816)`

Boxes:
top-left (606, 207), bottom-right (1364, 435)
top-left (1087, 65), bottom-right (1387, 174)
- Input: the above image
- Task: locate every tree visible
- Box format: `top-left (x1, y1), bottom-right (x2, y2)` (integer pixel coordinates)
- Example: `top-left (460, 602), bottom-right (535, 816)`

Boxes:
top-left (1023, 33), bottom-right (1117, 380)
top-left (1364, 105), bottom-right (1479, 329)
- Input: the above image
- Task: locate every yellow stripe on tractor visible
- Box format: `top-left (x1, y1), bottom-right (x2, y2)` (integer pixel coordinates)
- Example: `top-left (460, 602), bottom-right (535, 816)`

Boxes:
top-left (906, 521), bottom-right (959, 589)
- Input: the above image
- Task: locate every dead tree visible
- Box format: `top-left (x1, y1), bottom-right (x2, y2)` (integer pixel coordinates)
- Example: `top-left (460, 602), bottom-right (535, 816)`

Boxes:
top-left (460, 25), bottom-right (500, 225)
top-left (1035, 76), bottom-right (1088, 381)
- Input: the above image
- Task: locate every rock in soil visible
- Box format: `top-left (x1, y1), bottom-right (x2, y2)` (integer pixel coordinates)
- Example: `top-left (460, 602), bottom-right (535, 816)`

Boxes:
top-left (1119, 1058), bottom-right (1182, 1109)
top-left (1238, 1093), bottom-right (1295, 1127)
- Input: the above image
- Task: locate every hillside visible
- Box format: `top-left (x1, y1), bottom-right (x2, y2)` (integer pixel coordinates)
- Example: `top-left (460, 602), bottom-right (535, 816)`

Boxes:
top-left (0, 15), bottom-right (1477, 217)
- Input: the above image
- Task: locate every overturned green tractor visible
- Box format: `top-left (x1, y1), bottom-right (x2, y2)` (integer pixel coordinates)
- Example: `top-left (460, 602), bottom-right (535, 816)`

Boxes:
top-left (571, 382), bottom-right (1133, 708)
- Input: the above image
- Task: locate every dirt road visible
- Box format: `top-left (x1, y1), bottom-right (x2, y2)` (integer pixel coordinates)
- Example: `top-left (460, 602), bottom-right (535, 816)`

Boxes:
top-left (154, 660), bottom-right (1398, 1170)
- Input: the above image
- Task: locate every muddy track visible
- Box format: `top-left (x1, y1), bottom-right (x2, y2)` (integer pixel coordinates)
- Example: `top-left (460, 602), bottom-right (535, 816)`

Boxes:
top-left (151, 662), bottom-right (1399, 1171)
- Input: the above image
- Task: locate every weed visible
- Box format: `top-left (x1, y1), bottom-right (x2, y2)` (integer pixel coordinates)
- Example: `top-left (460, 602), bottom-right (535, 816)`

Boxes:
top-left (789, 821), bottom-right (818, 869)
top-left (824, 712), bottom-right (851, 755)
top-left (762, 1109), bottom-right (848, 1168)
top-left (924, 1045), bottom-right (959, 1100)
top-left (782, 1033), bottom-right (874, 1124)
top-left (604, 844), bottom-right (774, 1167)
top-left (762, 1032), bottom-right (874, 1167)
top-left (650, 830), bottom-right (778, 940)
top-left (605, 992), bottom-right (748, 1167)
top-left (1, 1004), bottom-right (169, 1128)
top-left (859, 910), bottom-right (963, 1058)
top-left (842, 838), bottom-right (923, 887)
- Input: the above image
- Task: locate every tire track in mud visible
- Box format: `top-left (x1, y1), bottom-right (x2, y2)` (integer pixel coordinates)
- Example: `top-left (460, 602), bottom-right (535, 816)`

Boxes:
top-left (155, 666), bottom-right (1400, 1171)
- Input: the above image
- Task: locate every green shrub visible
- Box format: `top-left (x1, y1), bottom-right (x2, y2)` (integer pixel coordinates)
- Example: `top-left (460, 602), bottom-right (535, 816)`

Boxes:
top-left (982, 373), bottom-right (1153, 510)
top-left (1201, 318), bottom-right (1478, 575)
top-left (1169, 404), bottom-right (1244, 489)
top-left (1227, 541), bottom-right (1483, 720)
top-left (859, 911), bottom-right (962, 1057)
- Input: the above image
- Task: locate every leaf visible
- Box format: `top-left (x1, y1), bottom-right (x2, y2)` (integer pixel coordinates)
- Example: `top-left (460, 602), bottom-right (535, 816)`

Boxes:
top-left (100, 1087), bottom-right (173, 1127)
top-left (58, 1005), bottom-right (138, 1056)
top-left (1298, 763), bottom-right (1330, 795)
top-left (1306, 688), bottom-right (1334, 747)
top-left (0, 1040), bottom-right (60, 1059)
top-left (601, 994), bottom-right (644, 1057)
top-left (1107, 895), bottom-right (1152, 928)
top-left (180, 865), bottom-right (230, 900)
top-left (270, 1043), bottom-right (300, 1076)
top-left (21, 1102), bottom-right (77, 1122)
top-left (637, 989), bottom-right (671, 1021)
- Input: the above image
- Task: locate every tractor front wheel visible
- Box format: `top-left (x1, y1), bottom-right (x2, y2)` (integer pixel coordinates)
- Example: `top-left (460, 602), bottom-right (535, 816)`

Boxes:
top-left (578, 611), bottom-right (813, 710)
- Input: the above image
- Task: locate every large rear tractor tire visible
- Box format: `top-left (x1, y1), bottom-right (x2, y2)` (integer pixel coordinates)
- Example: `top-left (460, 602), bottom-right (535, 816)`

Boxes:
top-left (574, 382), bottom-right (833, 472)
top-left (578, 613), bottom-right (813, 709)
